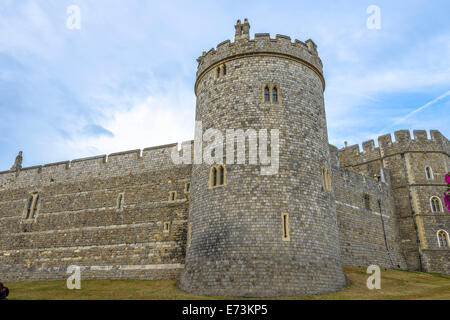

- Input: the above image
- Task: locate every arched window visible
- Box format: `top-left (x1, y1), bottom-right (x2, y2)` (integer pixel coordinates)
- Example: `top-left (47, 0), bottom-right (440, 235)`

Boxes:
top-left (168, 191), bottom-right (177, 202)
top-left (219, 165), bottom-right (225, 185)
top-left (31, 195), bottom-right (39, 218)
top-left (209, 165), bottom-right (225, 188)
top-left (322, 168), bottom-right (331, 191)
top-left (211, 167), bottom-right (217, 187)
top-left (281, 212), bottom-right (290, 241)
top-left (425, 166), bottom-right (433, 180)
top-left (264, 86), bottom-right (270, 102)
top-left (163, 222), bottom-right (170, 233)
top-left (25, 193), bottom-right (39, 220)
top-left (272, 87), bottom-right (278, 103)
top-left (431, 197), bottom-right (442, 212)
top-left (222, 64), bottom-right (226, 75)
top-left (25, 196), bottom-right (33, 219)
top-left (437, 230), bottom-right (449, 247)
top-left (216, 67), bottom-right (220, 79)
top-left (117, 193), bottom-right (124, 210)
top-left (184, 182), bottom-right (191, 194)
top-left (363, 194), bottom-right (371, 210)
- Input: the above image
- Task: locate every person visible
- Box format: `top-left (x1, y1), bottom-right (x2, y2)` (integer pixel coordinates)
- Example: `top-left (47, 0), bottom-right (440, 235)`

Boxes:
top-left (0, 282), bottom-right (9, 300)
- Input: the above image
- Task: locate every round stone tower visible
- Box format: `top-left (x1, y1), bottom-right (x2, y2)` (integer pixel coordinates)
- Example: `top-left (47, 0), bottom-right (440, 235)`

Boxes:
top-left (178, 19), bottom-right (347, 297)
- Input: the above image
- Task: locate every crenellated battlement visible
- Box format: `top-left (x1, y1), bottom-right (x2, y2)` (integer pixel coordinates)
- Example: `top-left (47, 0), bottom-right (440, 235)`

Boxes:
top-left (195, 19), bottom-right (323, 92)
top-left (339, 129), bottom-right (449, 167)
top-left (1, 18), bottom-right (447, 287)
top-left (0, 142), bottom-right (193, 190)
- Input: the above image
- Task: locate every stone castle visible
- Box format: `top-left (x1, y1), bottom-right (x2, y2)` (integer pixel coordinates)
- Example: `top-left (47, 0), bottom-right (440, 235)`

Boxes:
top-left (0, 20), bottom-right (449, 297)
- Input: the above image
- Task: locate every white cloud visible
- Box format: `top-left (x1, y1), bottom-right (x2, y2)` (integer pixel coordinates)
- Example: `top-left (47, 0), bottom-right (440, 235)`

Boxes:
top-left (62, 80), bottom-right (195, 158)
top-left (0, 1), bottom-right (63, 59)
top-left (324, 32), bottom-right (450, 146)
top-left (1, 1), bottom-right (449, 168)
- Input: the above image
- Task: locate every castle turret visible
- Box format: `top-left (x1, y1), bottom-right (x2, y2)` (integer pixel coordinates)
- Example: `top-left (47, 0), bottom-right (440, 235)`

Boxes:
top-left (178, 20), bottom-right (346, 297)
top-left (234, 18), bottom-right (250, 41)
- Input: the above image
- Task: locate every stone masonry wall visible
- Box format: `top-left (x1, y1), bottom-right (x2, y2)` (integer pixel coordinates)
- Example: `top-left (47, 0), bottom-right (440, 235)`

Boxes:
top-left (338, 130), bottom-right (450, 274)
top-left (0, 145), bottom-right (191, 281)
top-left (1, 20), bottom-right (448, 287)
top-left (421, 249), bottom-right (450, 274)
top-left (180, 27), bottom-right (346, 298)
top-left (330, 154), bottom-right (407, 269)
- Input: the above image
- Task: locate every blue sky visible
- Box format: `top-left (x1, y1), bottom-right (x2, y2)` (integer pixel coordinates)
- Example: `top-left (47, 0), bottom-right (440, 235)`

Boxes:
top-left (0, 0), bottom-right (449, 169)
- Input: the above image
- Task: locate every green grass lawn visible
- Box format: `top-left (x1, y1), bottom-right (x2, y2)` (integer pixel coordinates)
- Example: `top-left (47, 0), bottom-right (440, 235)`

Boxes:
top-left (3, 266), bottom-right (450, 300)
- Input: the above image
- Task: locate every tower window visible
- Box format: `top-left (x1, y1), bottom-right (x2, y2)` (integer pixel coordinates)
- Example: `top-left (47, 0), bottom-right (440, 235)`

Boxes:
top-left (264, 86), bottom-right (270, 102)
top-left (212, 167), bottom-right (217, 186)
top-left (117, 193), bottom-right (124, 211)
top-left (163, 222), bottom-right (170, 233)
top-left (169, 191), bottom-right (177, 202)
top-left (281, 212), bottom-right (290, 241)
top-left (437, 230), bottom-right (449, 247)
top-left (215, 64), bottom-right (227, 79)
top-left (25, 196), bottom-right (34, 219)
top-left (31, 195), bottom-right (39, 219)
top-left (363, 194), bottom-right (371, 210)
top-left (209, 165), bottom-right (226, 188)
top-left (184, 182), bottom-right (191, 194)
top-left (262, 84), bottom-right (281, 104)
top-left (431, 197), bottom-right (442, 212)
top-left (272, 87), bottom-right (278, 103)
top-left (219, 166), bottom-right (225, 185)
top-left (322, 168), bottom-right (332, 191)
top-left (187, 222), bottom-right (192, 248)
top-left (425, 166), bottom-right (433, 180)
top-left (24, 194), bottom-right (40, 220)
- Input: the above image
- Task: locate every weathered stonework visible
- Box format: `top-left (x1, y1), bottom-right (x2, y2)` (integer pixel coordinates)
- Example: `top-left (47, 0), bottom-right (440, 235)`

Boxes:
top-left (0, 146), bottom-right (190, 281)
top-left (0, 20), bottom-right (448, 296)
top-left (178, 20), bottom-right (347, 297)
top-left (339, 130), bottom-right (450, 274)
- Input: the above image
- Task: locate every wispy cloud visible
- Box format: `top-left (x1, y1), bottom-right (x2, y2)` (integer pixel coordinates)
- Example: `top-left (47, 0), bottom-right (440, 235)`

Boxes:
top-left (0, 0), bottom-right (449, 168)
top-left (60, 78), bottom-right (195, 158)
top-left (393, 90), bottom-right (450, 125)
